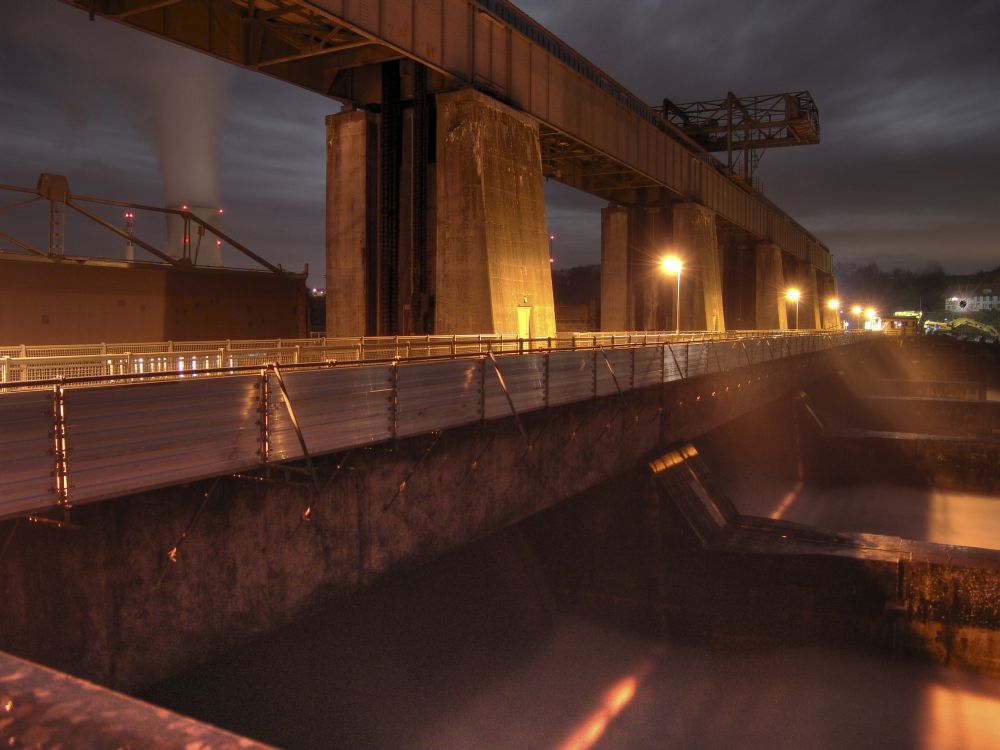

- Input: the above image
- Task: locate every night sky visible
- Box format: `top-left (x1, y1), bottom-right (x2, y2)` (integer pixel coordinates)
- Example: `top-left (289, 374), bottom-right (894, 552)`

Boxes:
top-left (1, 0), bottom-right (998, 285)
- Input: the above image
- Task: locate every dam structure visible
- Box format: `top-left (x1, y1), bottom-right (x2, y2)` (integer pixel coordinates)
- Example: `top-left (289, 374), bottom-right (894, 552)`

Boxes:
top-left (0, 1), bottom-right (997, 747)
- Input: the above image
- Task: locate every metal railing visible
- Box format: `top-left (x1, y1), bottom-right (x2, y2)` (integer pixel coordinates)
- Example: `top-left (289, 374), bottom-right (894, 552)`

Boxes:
top-left (0, 331), bottom-right (865, 519)
top-left (0, 329), bottom-right (848, 387)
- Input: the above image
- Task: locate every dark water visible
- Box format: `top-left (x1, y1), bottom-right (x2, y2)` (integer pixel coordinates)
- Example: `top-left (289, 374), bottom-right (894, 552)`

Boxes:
top-left (141, 525), bottom-right (1000, 750)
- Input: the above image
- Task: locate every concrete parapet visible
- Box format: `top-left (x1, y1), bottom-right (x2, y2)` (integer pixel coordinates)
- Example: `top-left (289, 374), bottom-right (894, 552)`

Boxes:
top-left (754, 242), bottom-right (788, 330)
top-left (672, 203), bottom-right (724, 332)
top-left (434, 88), bottom-right (555, 337)
top-left (326, 109), bottom-right (374, 337)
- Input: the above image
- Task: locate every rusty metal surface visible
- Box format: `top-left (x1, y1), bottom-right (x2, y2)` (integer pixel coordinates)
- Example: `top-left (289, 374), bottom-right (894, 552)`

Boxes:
top-left (0, 650), bottom-right (273, 749)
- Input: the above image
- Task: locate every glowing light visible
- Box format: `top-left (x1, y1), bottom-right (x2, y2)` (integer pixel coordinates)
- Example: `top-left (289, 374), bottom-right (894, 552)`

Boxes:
top-left (550, 257), bottom-right (556, 263)
top-left (865, 307), bottom-right (877, 319)
top-left (549, 234), bottom-right (556, 241)
top-left (660, 256), bottom-right (683, 274)
top-left (556, 657), bottom-right (657, 750)
top-left (218, 208), bottom-right (224, 215)
top-left (181, 204), bottom-right (188, 210)
top-left (770, 480), bottom-right (805, 520)
top-left (920, 683), bottom-right (1000, 747)
top-left (851, 305), bottom-right (862, 315)
top-left (785, 288), bottom-right (801, 302)
top-left (826, 298), bottom-right (839, 310)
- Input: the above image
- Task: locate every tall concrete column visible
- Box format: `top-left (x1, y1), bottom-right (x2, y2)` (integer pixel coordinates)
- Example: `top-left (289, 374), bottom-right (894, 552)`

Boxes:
top-left (435, 89), bottom-right (555, 337)
top-left (601, 206), bottom-right (629, 331)
top-left (627, 204), bottom-right (671, 331)
top-left (754, 243), bottom-right (788, 330)
top-left (786, 259), bottom-right (821, 329)
top-left (817, 271), bottom-right (840, 329)
top-left (722, 240), bottom-right (756, 330)
top-left (326, 109), bottom-right (375, 337)
top-left (673, 203), bottom-right (725, 332)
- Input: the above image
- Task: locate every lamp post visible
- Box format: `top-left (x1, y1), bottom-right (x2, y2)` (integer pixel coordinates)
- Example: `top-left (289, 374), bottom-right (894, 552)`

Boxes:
top-left (786, 288), bottom-right (801, 330)
top-left (852, 305), bottom-right (862, 331)
top-left (827, 298), bottom-right (840, 330)
top-left (865, 307), bottom-right (877, 331)
top-left (660, 256), bottom-right (683, 334)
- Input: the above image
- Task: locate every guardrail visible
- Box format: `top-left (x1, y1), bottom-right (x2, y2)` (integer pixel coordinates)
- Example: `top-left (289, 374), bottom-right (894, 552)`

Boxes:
top-left (0, 332), bottom-right (863, 519)
top-left (0, 330), bottom-right (841, 385)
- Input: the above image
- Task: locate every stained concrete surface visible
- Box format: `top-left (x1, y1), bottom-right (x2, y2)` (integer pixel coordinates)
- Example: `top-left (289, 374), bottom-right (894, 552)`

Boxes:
top-left (140, 526), bottom-right (1000, 750)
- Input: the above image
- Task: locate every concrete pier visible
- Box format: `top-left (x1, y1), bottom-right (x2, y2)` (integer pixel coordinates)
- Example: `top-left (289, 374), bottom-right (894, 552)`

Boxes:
top-left (600, 206), bottom-right (629, 331)
top-left (325, 110), bottom-right (374, 337)
top-left (754, 242), bottom-right (788, 330)
top-left (818, 271), bottom-right (840, 329)
top-left (788, 259), bottom-right (822, 329)
top-left (672, 203), bottom-right (725, 332)
top-left (434, 89), bottom-right (556, 337)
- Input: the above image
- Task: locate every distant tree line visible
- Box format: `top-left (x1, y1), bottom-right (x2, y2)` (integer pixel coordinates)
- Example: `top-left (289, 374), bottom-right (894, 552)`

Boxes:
top-left (552, 261), bottom-right (1000, 325)
top-left (835, 261), bottom-right (1000, 320)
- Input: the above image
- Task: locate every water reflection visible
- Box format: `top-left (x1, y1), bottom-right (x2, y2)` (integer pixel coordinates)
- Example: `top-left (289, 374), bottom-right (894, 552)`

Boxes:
top-left (142, 527), bottom-right (1000, 749)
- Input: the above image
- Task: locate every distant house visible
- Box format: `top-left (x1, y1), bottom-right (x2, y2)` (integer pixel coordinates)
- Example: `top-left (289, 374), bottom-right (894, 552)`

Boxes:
top-left (945, 284), bottom-right (1000, 312)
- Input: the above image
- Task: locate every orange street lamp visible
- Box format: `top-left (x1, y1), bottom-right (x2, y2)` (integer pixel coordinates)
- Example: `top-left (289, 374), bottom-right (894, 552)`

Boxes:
top-left (660, 256), bottom-right (683, 333)
top-left (786, 288), bottom-right (801, 329)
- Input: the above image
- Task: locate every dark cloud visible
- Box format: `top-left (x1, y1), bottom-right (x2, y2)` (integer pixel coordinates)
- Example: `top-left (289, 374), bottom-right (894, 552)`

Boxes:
top-left (517, 0), bottom-right (1000, 271)
top-left (1, 0), bottom-right (997, 278)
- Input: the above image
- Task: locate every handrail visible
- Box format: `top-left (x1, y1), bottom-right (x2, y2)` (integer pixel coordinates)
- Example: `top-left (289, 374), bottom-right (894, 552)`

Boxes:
top-left (0, 331), bottom-right (868, 518)
top-left (0, 330), bottom-right (873, 390)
